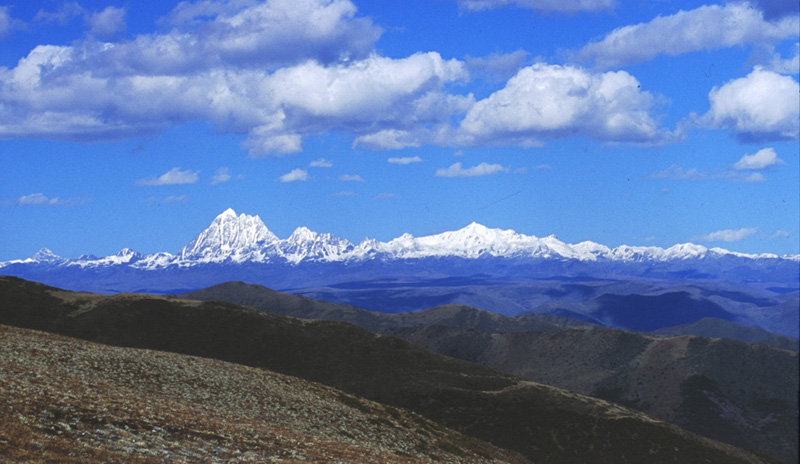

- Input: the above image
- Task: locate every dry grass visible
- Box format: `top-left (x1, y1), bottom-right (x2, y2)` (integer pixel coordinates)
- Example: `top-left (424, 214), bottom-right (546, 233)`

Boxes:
top-left (0, 324), bottom-right (527, 464)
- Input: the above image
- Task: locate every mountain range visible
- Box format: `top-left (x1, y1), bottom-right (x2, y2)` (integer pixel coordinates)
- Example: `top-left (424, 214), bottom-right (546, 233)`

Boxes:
top-left (2, 209), bottom-right (798, 339)
top-left (2, 208), bottom-right (798, 290)
top-left (0, 276), bottom-right (787, 464)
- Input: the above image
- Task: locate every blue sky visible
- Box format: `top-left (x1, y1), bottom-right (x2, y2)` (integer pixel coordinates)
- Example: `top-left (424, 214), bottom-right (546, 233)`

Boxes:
top-left (0, 0), bottom-right (798, 261)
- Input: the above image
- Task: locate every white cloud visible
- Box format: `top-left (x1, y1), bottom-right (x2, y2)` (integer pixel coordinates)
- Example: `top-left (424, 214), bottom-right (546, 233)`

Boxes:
top-left (457, 63), bottom-right (678, 146)
top-left (136, 167), bottom-right (199, 186)
top-left (465, 50), bottom-right (528, 82)
top-left (695, 227), bottom-right (760, 243)
top-left (211, 167), bottom-right (232, 184)
top-left (145, 194), bottom-right (188, 204)
top-left (0, 14), bottom-right (465, 156)
top-left (87, 6), bottom-right (126, 38)
top-left (339, 174), bottom-right (364, 182)
top-left (34, 2), bottom-right (85, 25)
top-left (5, 193), bottom-right (87, 206)
top-left (768, 43), bottom-right (800, 74)
top-left (0, 6), bottom-right (20, 39)
top-left (388, 156), bottom-right (423, 165)
top-left (279, 168), bottom-right (309, 182)
top-left (163, 0), bottom-right (381, 67)
top-left (455, 0), bottom-right (614, 13)
top-left (651, 164), bottom-right (767, 183)
top-left (436, 162), bottom-right (509, 178)
top-left (576, 3), bottom-right (800, 68)
top-left (697, 67), bottom-right (799, 142)
top-left (771, 228), bottom-right (793, 239)
top-left (733, 147), bottom-right (786, 170)
top-left (353, 129), bottom-right (422, 150)
top-left (310, 158), bottom-right (333, 167)
top-left (651, 164), bottom-right (708, 180)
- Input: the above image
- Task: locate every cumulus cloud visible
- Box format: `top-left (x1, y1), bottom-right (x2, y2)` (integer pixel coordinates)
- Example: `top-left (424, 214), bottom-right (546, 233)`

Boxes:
top-left (388, 156), bottom-right (423, 165)
top-left (454, 0), bottom-right (615, 13)
top-left (4, 193), bottom-right (87, 207)
top-left (310, 158), bottom-right (333, 167)
top-left (86, 6), bottom-right (126, 38)
top-left (353, 129), bottom-right (423, 150)
top-left (733, 147), bottom-right (786, 170)
top-left (576, 3), bottom-right (800, 68)
top-left (136, 167), bottom-right (199, 186)
top-left (696, 67), bottom-right (799, 142)
top-left (0, 11), bottom-right (465, 156)
top-left (436, 162), bottom-right (509, 177)
top-left (695, 227), bottom-right (760, 243)
top-left (163, 0), bottom-right (381, 67)
top-left (210, 167), bottom-right (232, 184)
top-left (339, 173), bottom-right (364, 182)
top-left (457, 63), bottom-right (677, 146)
top-left (279, 168), bottom-right (309, 182)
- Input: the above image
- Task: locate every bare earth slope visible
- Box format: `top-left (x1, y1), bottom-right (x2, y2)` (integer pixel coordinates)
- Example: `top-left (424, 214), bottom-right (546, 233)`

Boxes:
top-left (0, 324), bottom-right (527, 464)
top-left (0, 276), bottom-right (780, 464)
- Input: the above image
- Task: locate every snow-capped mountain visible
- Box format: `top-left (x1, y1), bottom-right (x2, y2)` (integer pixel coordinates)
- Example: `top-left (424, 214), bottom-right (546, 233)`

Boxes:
top-left (2, 209), bottom-right (798, 294)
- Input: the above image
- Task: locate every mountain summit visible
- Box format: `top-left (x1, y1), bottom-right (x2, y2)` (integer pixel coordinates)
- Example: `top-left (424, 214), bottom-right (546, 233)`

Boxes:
top-left (179, 209), bottom-right (279, 263)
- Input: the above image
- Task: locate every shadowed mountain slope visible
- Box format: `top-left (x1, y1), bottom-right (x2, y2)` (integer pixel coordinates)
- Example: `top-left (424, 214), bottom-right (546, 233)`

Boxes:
top-left (178, 281), bottom-right (597, 333)
top-left (391, 326), bottom-right (798, 464)
top-left (179, 281), bottom-right (798, 463)
top-left (0, 276), bottom-right (780, 464)
top-left (0, 324), bottom-right (526, 464)
top-left (653, 317), bottom-right (799, 351)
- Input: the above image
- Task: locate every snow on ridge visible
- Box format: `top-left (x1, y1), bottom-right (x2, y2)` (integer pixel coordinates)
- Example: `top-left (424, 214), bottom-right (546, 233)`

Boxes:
top-left (2, 209), bottom-right (795, 269)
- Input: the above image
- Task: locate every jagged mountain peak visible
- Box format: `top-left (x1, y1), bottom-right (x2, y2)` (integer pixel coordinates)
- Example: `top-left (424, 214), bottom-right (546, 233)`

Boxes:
top-left (31, 248), bottom-right (63, 262)
top-left (179, 209), bottom-right (278, 261)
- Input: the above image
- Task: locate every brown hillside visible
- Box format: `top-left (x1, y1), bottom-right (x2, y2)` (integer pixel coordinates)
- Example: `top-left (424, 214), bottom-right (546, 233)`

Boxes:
top-left (0, 324), bottom-right (525, 463)
top-left (0, 276), bottom-right (781, 464)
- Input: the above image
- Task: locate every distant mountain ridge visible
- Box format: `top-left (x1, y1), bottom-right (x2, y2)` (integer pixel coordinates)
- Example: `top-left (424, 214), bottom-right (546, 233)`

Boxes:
top-left (2, 208), bottom-right (798, 295)
top-left (4, 207), bottom-right (798, 269)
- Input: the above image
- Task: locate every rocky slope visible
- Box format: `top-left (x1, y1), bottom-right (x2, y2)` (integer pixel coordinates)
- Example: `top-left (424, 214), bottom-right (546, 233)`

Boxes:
top-left (0, 324), bottom-right (524, 463)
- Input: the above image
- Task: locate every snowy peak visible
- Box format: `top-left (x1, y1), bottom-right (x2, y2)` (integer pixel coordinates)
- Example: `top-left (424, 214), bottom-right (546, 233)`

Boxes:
top-left (31, 248), bottom-right (64, 263)
top-left (179, 209), bottom-right (278, 262)
top-left (282, 227), bottom-right (354, 263)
